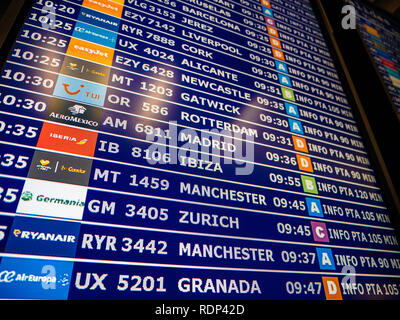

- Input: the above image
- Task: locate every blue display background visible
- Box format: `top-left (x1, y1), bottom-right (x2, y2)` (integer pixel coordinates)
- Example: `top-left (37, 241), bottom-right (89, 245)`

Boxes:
top-left (0, 0), bottom-right (399, 300)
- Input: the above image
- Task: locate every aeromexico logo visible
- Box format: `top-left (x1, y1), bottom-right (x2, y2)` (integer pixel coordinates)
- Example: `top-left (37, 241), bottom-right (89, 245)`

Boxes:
top-left (20, 191), bottom-right (85, 207)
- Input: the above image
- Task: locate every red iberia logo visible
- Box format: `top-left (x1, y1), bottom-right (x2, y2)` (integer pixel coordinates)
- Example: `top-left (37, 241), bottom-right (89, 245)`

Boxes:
top-left (36, 122), bottom-right (98, 157)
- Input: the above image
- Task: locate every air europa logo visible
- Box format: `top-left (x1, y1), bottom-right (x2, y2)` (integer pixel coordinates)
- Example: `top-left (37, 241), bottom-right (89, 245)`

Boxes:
top-left (0, 257), bottom-right (73, 299)
top-left (0, 269), bottom-right (56, 284)
top-left (72, 21), bottom-right (117, 48)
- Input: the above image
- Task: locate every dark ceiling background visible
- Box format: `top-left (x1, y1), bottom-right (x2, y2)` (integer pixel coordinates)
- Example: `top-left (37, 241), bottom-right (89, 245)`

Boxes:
top-left (363, 0), bottom-right (400, 21)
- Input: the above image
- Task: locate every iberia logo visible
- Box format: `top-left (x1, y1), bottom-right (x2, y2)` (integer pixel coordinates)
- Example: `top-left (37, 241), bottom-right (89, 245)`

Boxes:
top-left (36, 122), bottom-right (97, 157)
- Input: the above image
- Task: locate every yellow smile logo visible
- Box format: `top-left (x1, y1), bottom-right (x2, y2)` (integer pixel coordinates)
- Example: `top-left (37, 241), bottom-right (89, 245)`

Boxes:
top-left (40, 160), bottom-right (50, 166)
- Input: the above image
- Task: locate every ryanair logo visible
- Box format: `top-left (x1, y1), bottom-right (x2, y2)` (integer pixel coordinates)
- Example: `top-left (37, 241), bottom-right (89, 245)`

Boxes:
top-left (12, 228), bottom-right (76, 243)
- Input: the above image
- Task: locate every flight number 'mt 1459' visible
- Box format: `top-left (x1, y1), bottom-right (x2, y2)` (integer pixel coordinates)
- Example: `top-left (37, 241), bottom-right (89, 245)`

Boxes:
top-left (92, 168), bottom-right (170, 190)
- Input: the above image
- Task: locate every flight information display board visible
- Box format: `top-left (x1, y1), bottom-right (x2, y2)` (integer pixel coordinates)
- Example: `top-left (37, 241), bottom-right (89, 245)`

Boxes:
top-left (349, 0), bottom-right (400, 118)
top-left (0, 0), bottom-right (399, 300)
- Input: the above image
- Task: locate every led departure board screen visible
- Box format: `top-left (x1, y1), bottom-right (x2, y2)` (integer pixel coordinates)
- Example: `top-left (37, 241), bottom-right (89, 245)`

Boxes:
top-left (349, 0), bottom-right (400, 118)
top-left (0, 0), bottom-right (399, 300)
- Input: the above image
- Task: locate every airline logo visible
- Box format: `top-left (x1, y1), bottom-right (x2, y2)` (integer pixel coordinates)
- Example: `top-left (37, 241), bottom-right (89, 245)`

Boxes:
top-left (5, 216), bottom-right (80, 257)
top-left (82, 0), bottom-right (124, 18)
top-left (66, 37), bottom-right (114, 66)
top-left (28, 150), bottom-right (92, 186)
top-left (73, 21), bottom-right (117, 48)
top-left (376, 48), bottom-right (392, 61)
top-left (389, 75), bottom-right (400, 89)
top-left (0, 257), bottom-right (73, 299)
top-left (69, 105), bottom-right (87, 115)
top-left (380, 57), bottom-right (396, 70)
top-left (53, 75), bottom-right (107, 106)
top-left (61, 56), bottom-right (110, 84)
top-left (384, 66), bottom-right (400, 79)
top-left (36, 122), bottom-right (98, 157)
top-left (46, 97), bottom-right (102, 130)
top-left (79, 7), bottom-right (121, 32)
top-left (16, 178), bottom-right (87, 220)
top-left (364, 24), bottom-right (379, 37)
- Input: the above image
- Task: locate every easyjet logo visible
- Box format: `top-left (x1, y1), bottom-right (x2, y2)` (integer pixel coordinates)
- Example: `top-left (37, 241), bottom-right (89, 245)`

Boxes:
top-left (83, 0), bottom-right (123, 18)
top-left (66, 37), bottom-right (114, 66)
